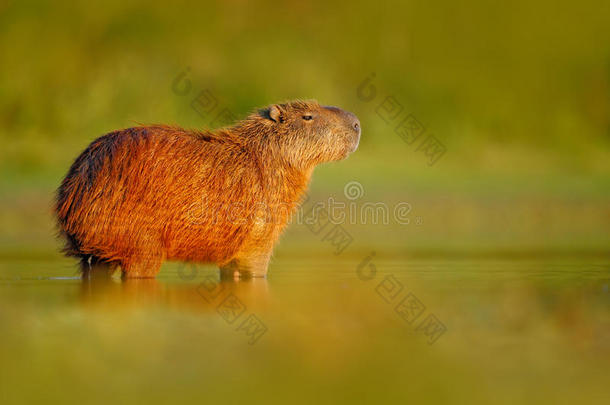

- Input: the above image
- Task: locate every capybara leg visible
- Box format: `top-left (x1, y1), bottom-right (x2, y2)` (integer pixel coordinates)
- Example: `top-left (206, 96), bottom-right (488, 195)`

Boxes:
top-left (121, 253), bottom-right (163, 279)
top-left (80, 256), bottom-right (114, 280)
top-left (220, 251), bottom-right (271, 279)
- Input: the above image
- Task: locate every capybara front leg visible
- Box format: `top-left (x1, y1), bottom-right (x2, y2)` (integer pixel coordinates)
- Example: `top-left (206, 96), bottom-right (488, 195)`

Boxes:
top-left (121, 252), bottom-right (163, 279)
top-left (220, 251), bottom-right (271, 279)
top-left (80, 256), bottom-right (115, 280)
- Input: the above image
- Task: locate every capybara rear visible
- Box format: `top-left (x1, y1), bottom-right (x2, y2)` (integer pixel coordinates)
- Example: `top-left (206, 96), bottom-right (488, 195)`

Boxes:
top-left (55, 100), bottom-right (361, 279)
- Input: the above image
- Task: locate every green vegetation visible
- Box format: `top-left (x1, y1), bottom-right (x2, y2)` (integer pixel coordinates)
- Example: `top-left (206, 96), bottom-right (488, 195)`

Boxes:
top-left (1, 0), bottom-right (609, 256)
top-left (0, 2), bottom-right (609, 404)
top-left (1, 0), bottom-right (609, 180)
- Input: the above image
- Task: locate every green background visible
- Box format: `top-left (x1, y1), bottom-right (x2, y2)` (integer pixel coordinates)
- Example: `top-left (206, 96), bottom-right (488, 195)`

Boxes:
top-left (0, 1), bottom-right (609, 404)
top-left (1, 0), bottom-right (609, 256)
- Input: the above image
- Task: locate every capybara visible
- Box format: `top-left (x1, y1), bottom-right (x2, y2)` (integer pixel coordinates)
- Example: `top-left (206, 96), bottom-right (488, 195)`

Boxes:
top-left (55, 100), bottom-right (361, 279)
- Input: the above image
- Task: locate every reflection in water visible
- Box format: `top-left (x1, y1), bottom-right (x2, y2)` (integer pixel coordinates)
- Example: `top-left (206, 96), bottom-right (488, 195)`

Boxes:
top-left (1, 258), bottom-right (609, 404)
top-left (79, 265), bottom-right (270, 314)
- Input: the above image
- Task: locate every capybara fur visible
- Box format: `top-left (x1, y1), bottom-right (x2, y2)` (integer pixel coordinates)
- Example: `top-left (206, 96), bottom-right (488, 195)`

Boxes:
top-left (55, 100), bottom-right (361, 279)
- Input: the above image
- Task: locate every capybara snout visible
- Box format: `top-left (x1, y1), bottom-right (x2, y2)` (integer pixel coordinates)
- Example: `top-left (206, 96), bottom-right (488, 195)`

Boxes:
top-left (324, 105), bottom-right (361, 152)
top-left (55, 100), bottom-right (360, 279)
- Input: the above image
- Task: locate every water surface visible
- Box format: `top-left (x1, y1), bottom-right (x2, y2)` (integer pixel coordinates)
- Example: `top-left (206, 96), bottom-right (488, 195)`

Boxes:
top-left (0, 255), bottom-right (608, 404)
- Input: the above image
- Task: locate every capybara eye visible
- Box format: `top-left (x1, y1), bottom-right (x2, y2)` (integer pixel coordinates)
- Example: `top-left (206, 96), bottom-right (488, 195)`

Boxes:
top-left (302, 115), bottom-right (313, 121)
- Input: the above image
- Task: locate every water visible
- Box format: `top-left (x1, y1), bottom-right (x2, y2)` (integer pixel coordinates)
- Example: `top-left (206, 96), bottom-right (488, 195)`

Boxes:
top-left (0, 255), bottom-right (608, 404)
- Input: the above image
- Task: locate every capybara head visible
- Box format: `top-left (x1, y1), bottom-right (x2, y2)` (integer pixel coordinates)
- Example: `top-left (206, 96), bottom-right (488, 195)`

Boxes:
top-left (240, 100), bottom-right (360, 169)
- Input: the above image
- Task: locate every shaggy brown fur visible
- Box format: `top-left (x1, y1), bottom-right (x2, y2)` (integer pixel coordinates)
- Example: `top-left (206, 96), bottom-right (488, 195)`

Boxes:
top-left (55, 100), bottom-right (360, 279)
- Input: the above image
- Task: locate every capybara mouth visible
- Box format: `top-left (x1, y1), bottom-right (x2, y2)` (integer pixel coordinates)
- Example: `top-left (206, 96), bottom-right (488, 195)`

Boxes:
top-left (339, 136), bottom-right (359, 159)
top-left (350, 134), bottom-right (360, 152)
top-left (348, 127), bottom-right (361, 153)
top-left (349, 116), bottom-right (361, 153)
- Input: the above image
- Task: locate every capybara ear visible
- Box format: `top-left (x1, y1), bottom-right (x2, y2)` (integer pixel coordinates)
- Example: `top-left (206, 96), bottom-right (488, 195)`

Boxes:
top-left (268, 104), bottom-right (285, 123)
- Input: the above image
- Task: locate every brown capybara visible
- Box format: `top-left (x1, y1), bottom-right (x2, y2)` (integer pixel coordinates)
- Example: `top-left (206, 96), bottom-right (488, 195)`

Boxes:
top-left (55, 100), bottom-right (360, 279)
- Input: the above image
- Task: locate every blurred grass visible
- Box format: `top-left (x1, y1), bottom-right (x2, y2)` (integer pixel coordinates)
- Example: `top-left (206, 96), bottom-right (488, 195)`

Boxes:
top-left (1, 0), bottom-right (609, 176)
top-left (0, 0), bottom-right (609, 256)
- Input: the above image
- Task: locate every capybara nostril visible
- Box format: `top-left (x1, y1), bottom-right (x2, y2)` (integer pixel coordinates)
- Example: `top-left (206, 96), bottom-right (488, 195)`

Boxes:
top-left (344, 112), bottom-right (360, 134)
